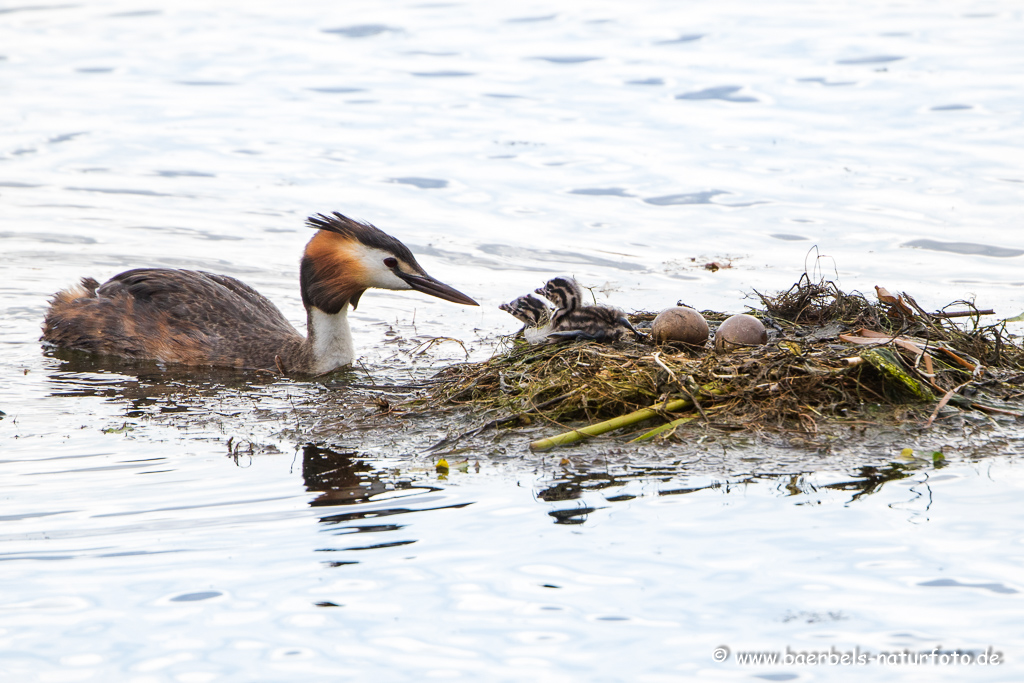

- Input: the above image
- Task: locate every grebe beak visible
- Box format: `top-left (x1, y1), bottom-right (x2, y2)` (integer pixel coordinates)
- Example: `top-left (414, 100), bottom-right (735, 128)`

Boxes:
top-left (397, 271), bottom-right (479, 306)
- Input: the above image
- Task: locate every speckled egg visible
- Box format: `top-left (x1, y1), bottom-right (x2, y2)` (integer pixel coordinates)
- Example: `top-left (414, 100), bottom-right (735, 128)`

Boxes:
top-left (651, 306), bottom-right (709, 346)
top-left (714, 314), bottom-right (768, 353)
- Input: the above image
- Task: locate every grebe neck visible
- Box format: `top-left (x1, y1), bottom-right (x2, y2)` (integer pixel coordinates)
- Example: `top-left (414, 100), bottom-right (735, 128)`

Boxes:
top-left (305, 306), bottom-right (355, 374)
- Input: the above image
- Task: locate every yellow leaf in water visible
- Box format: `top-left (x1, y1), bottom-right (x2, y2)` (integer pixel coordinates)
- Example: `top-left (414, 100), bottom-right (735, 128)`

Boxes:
top-left (102, 422), bottom-right (135, 434)
top-left (899, 447), bottom-right (914, 460)
top-left (436, 458), bottom-right (449, 471)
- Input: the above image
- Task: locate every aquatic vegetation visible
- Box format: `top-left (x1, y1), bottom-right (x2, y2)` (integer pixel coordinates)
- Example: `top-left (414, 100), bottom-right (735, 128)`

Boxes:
top-left (413, 276), bottom-right (1024, 450)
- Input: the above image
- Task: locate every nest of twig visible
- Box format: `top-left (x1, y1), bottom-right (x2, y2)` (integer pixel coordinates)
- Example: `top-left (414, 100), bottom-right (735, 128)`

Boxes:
top-left (756, 273), bottom-right (881, 328)
top-left (409, 277), bottom-right (1024, 449)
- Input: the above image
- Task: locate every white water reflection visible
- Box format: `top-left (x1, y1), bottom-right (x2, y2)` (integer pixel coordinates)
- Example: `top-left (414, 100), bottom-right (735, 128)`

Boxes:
top-left (2, 0), bottom-right (1024, 680)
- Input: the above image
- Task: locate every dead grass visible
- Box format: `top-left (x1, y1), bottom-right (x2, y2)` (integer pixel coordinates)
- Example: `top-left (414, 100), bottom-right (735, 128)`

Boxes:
top-left (406, 276), bottom-right (1024, 447)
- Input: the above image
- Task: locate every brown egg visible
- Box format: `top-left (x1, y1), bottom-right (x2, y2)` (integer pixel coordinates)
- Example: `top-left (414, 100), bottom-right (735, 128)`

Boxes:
top-left (651, 306), bottom-right (709, 346)
top-left (714, 314), bottom-right (768, 353)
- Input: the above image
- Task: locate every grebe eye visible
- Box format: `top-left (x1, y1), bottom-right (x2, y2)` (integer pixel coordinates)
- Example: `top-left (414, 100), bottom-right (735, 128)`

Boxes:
top-left (383, 257), bottom-right (398, 268)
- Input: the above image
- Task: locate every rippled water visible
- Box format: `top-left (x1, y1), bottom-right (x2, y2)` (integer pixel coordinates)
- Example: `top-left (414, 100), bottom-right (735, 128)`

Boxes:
top-left (3, 1), bottom-right (1024, 680)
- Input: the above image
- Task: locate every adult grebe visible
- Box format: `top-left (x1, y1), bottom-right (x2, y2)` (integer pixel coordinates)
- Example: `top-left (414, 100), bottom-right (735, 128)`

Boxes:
top-left (41, 212), bottom-right (479, 374)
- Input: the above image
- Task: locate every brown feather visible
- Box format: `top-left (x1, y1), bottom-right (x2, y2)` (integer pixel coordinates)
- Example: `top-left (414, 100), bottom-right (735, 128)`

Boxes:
top-left (300, 231), bottom-right (368, 313)
top-left (42, 269), bottom-right (304, 370)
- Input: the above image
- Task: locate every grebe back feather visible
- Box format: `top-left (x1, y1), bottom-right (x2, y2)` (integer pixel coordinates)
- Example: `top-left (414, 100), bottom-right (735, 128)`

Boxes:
top-left (547, 304), bottom-right (640, 343)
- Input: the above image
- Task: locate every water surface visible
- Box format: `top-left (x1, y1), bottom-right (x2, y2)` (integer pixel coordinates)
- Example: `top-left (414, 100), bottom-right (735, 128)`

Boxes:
top-left (2, 1), bottom-right (1023, 680)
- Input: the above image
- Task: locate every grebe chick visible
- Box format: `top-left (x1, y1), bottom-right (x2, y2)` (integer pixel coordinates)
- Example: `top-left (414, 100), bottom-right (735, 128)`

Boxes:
top-left (499, 294), bottom-right (553, 344)
top-left (529, 276), bottom-right (642, 344)
top-left (41, 212), bottom-right (478, 374)
top-left (548, 303), bottom-right (641, 343)
top-left (534, 276), bottom-right (585, 326)
top-left (499, 294), bottom-right (551, 327)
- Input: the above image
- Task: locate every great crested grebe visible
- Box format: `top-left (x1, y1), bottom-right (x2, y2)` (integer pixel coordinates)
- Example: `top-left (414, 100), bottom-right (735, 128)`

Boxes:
top-left (534, 276), bottom-right (584, 327)
top-left (550, 303), bottom-right (641, 343)
top-left (526, 276), bottom-right (643, 344)
top-left (41, 212), bottom-right (479, 374)
top-left (499, 294), bottom-right (553, 344)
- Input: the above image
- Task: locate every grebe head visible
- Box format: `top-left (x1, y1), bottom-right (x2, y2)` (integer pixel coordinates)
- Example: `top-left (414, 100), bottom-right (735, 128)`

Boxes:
top-left (499, 294), bottom-right (551, 326)
top-left (535, 276), bottom-right (584, 311)
top-left (301, 212), bottom-right (478, 314)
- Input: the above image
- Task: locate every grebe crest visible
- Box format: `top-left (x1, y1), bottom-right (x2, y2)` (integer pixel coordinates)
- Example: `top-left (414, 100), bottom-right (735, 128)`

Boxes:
top-left (41, 212), bottom-right (478, 375)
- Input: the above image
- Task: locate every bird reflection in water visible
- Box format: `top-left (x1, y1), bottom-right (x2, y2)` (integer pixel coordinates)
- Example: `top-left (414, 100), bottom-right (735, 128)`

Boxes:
top-left (301, 443), bottom-right (388, 507)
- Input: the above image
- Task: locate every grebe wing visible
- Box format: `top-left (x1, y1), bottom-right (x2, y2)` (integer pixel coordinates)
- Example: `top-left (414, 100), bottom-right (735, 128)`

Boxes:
top-left (98, 269), bottom-right (297, 335)
top-left (43, 268), bottom-right (303, 368)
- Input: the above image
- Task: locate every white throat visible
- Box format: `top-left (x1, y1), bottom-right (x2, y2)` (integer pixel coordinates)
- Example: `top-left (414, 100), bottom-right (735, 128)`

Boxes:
top-left (308, 307), bottom-right (355, 374)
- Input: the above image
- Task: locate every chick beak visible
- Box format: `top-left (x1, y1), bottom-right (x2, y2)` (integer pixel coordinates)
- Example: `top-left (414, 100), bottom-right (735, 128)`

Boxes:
top-left (397, 271), bottom-right (479, 306)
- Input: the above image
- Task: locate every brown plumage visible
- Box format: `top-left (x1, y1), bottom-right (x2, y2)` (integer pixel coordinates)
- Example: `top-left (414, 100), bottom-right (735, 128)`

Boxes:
top-left (42, 269), bottom-right (306, 369)
top-left (41, 213), bottom-right (478, 374)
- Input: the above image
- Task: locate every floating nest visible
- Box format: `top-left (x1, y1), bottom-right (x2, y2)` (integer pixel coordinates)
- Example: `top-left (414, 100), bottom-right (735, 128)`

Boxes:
top-left (410, 276), bottom-right (1024, 451)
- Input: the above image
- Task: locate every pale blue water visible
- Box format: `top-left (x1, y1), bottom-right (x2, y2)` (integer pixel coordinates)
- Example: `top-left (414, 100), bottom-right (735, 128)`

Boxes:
top-left (2, 1), bottom-right (1023, 681)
